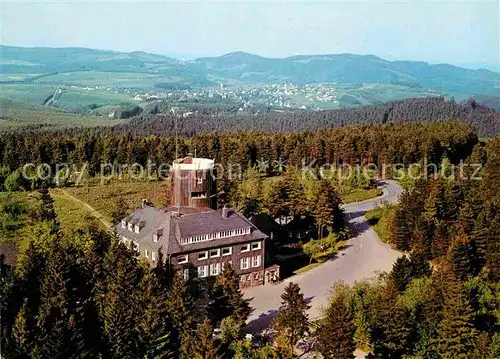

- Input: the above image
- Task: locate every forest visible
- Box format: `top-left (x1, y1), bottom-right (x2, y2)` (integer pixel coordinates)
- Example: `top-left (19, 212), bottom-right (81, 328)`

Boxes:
top-left (0, 116), bottom-right (499, 358)
top-left (113, 97), bottom-right (499, 137)
top-left (1, 134), bottom-right (499, 358)
top-left (0, 120), bottom-right (479, 188)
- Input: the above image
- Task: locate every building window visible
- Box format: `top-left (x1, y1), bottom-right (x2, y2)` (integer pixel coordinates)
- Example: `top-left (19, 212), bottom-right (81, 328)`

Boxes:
top-left (178, 255), bottom-right (188, 264)
top-left (254, 272), bottom-right (259, 279)
top-left (251, 242), bottom-right (261, 251)
top-left (153, 234), bottom-right (158, 242)
top-left (198, 251), bottom-right (208, 260)
top-left (151, 251), bottom-right (156, 262)
top-left (297, 232), bottom-right (301, 239)
top-left (222, 247), bottom-right (232, 256)
top-left (209, 249), bottom-right (220, 258)
top-left (145, 249), bottom-right (149, 258)
top-left (197, 177), bottom-right (203, 184)
top-left (121, 220), bottom-right (126, 228)
top-left (270, 231), bottom-right (274, 239)
top-left (288, 232), bottom-right (292, 238)
top-left (247, 274), bottom-right (251, 281)
top-left (241, 244), bottom-right (250, 252)
top-left (252, 255), bottom-right (261, 268)
top-left (210, 263), bottom-right (220, 276)
top-left (197, 265), bottom-right (208, 278)
top-left (133, 241), bottom-right (139, 252)
top-left (241, 257), bottom-right (250, 270)
top-left (183, 268), bottom-right (189, 281)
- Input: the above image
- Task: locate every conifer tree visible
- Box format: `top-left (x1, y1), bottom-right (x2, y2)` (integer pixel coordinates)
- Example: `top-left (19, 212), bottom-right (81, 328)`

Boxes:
top-left (10, 241), bottom-right (45, 357)
top-left (393, 208), bottom-right (412, 251)
top-left (139, 271), bottom-right (174, 359)
top-left (388, 256), bottom-right (414, 293)
top-left (208, 264), bottom-right (251, 327)
top-left (432, 281), bottom-right (478, 358)
top-left (315, 283), bottom-right (356, 358)
top-left (369, 287), bottom-right (415, 358)
top-left (271, 282), bottom-right (310, 355)
top-left (190, 319), bottom-right (219, 359)
top-left (166, 272), bottom-right (195, 355)
top-left (101, 240), bottom-right (145, 359)
top-left (313, 180), bottom-right (344, 238)
top-left (448, 235), bottom-right (475, 280)
top-left (36, 240), bottom-right (84, 358)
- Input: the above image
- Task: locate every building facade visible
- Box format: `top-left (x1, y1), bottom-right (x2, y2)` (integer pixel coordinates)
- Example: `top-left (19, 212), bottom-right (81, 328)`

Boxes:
top-left (115, 156), bottom-right (279, 287)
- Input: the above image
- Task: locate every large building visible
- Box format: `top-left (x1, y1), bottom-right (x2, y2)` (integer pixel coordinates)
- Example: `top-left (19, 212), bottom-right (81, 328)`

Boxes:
top-left (114, 156), bottom-right (280, 287)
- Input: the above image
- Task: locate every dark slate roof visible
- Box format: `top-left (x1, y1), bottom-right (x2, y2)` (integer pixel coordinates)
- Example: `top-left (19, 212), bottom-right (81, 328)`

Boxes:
top-left (176, 208), bottom-right (253, 237)
top-left (114, 205), bottom-right (172, 251)
top-left (250, 213), bottom-right (282, 234)
top-left (114, 205), bottom-right (267, 255)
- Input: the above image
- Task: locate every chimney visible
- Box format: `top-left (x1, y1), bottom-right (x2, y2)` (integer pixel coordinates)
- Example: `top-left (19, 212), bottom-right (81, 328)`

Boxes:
top-left (222, 205), bottom-right (229, 219)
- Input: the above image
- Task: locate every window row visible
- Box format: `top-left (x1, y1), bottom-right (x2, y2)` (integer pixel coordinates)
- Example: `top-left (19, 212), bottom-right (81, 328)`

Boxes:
top-left (197, 261), bottom-right (232, 278)
top-left (196, 246), bottom-right (232, 261)
top-left (241, 241), bottom-right (262, 252)
top-left (179, 227), bottom-right (251, 245)
top-left (240, 255), bottom-right (261, 270)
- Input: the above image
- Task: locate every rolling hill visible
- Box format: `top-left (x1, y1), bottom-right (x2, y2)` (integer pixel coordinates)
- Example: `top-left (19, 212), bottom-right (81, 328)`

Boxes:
top-left (1, 45), bottom-right (499, 114)
top-left (1, 45), bottom-right (499, 94)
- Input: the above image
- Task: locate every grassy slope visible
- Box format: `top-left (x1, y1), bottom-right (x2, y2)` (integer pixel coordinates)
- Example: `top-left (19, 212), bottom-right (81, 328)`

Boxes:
top-left (63, 179), bottom-right (170, 224)
top-left (0, 180), bottom-right (169, 245)
top-left (364, 205), bottom-right (396, 243)
top-left (0, 98), bottom-right (124, 130)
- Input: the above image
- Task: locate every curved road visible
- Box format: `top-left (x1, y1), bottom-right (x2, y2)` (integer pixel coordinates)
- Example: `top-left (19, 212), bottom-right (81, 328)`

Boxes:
top-left (244, 180), bottom-right (403, 333)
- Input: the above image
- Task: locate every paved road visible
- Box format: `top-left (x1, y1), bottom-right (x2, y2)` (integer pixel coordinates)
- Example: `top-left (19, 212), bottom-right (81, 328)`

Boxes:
top-left (244, 180), bottom-right (403, 333)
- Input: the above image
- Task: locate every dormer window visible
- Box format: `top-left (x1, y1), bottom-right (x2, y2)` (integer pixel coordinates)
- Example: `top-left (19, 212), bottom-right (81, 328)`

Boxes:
top-left (153, 228), bottom-right (163, 242)
top-left (128, 223), bottom-right (133, 231)
top-left (121, 220), bottom-right (126, 228)
top-left (134, 225), bottom-right (140, 234)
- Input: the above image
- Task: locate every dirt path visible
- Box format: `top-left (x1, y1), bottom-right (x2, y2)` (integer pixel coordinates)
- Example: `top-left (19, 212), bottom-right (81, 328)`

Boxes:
top-left (51, 188), bottom-right (112, 229)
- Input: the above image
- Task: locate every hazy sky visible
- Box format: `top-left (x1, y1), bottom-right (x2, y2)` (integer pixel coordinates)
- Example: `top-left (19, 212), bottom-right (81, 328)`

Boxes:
top-left (1, 0), bottom-right (499, 68)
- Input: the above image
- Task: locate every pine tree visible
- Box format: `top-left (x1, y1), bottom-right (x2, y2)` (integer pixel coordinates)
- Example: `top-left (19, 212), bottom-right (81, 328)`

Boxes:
top-left (190, 319), bottom-right (219, 359)
top-left (139, 271), bottom-right (174, 359)
top-left (271, 282), bottom-right (310, 355)
top-left (393, 208), bottom-right (412, 251)
top-left (432, 281), bottom-right (478, 358)
top-left (36, 239), bottom-right (83, 358)
top-left (315, 284), bottom-right (356, 358)
top-left (208, 264), bottom-right (251, 327)
top-left (369, 286), bottom-right (415, 358)
top-left (10, 241), bottom-right (45, 357)
top-left (166, 272), bottom-right (195, 354)
top-left (101, 240), bottom-right (145, 359)
top-left (313, 180), bottom-right (344, 238)
top-left (388, 256), bottom-right (414, 293)
top-left (448, 235), bottom-right (475, 281)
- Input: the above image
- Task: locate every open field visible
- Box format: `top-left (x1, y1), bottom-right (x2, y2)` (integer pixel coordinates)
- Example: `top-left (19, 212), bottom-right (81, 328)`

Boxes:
top-left (0, 98), bottom-right (124, 129)
top-left (34, 70), bottom-right (182, 89)
top-left (0, 179), bottom-right (170, 245)
top-left (63, 179), bottom-right (170, 224)
top-left (0, 83), bottom-right (139, 111)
